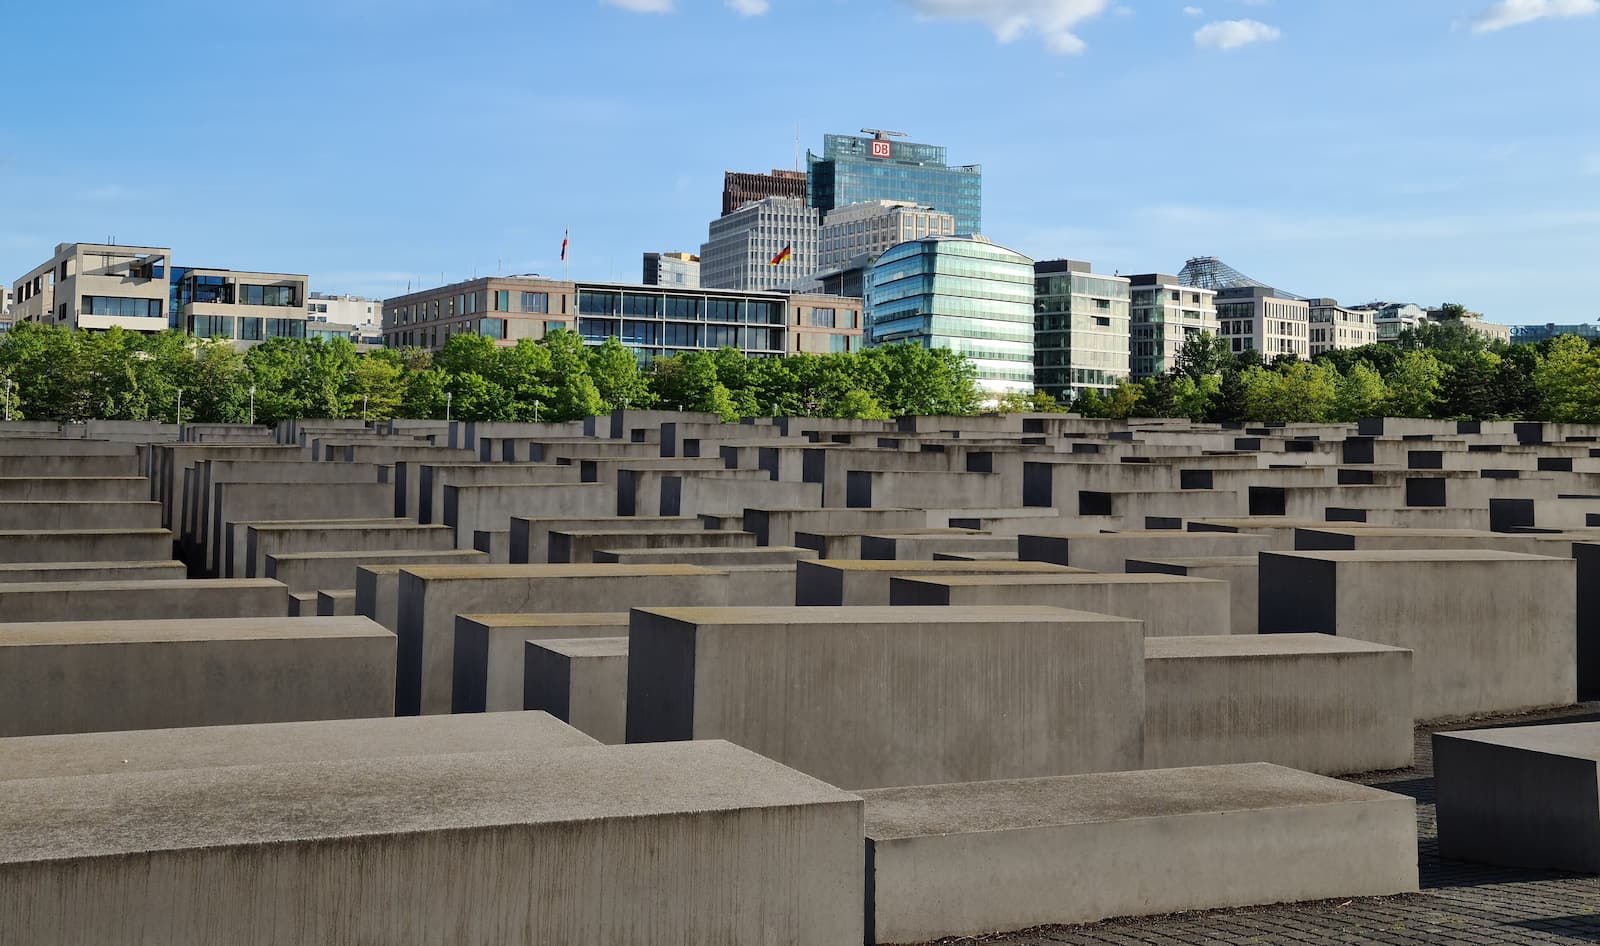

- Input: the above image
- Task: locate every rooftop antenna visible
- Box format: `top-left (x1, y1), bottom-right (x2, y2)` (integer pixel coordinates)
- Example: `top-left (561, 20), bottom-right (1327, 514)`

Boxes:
top-left (794, 122), bottom-right (800, 172)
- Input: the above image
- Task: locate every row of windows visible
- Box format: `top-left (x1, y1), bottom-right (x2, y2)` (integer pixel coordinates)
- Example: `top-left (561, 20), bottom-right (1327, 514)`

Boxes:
top-left (577, 319), bottom-right (784, 352)
top-left (188, 316), bottom-right (308, 340)
top-left (82, 296), bottom-right (164, 318)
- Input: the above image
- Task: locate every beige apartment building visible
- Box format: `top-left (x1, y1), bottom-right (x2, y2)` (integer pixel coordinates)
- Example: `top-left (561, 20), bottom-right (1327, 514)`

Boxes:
top-left (1307, 298), bottom-right (1378, 355)
top-left (11, 243), bottom-right (172, 332)
top-left (1216, 286), bottom-right (1310, 359)
top-left (1127, 274), bottom-right (1218, 379)
top-left (177, 268), bottom-right (310, 344)
top-left (383, 275), bottom-right (862, 358)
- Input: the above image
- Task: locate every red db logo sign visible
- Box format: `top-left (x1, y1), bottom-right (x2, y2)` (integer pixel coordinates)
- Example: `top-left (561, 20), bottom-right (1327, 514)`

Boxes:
top-left (870, 140), bottom-right (892, 158)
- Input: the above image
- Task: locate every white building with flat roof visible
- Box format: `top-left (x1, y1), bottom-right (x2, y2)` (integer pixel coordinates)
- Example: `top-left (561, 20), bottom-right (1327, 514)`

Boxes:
top-left (817, 200), bottom-right (955, 273)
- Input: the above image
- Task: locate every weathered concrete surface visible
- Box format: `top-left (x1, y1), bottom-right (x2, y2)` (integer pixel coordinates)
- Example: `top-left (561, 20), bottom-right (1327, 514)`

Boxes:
top-left (397, 564), bottom-right (729, 715)
top-left (0, 711), bottom-right (596, 780)
top-left (245, 521), bottom-right (457, 579)
top-left (627, 605), bottom-right (1144, 788)
top-left (0, 616), bottom-right (395, 736)
top-left (0, 741), bottom-right (864, 946)
top-left (1144, 634), bottom-right (1413, 775)
top-left (1259, 549), bottom-right (1576, 719)
top-left (509, 515), bottom-right (703, 565)
top-left (593, 545), bottom-right (817, 566)
top-left (1019, 530), bottom-right (1272, 572)
top-left (1126, 556), bottom-right (1260, 634)
top-left (0, 560), bottom-right (186, 583)
top-left (0, 578), bottom-right (288, 623)
top-left (525, 637), bottom-right (630, 744)
top-left (452, 613), bottom-right (628, 713)
top-left (266, 547), bottom-right (487, 594)
top-left (860, 763), bottom-right (1418, 944)
top-left (0, 500), bottom-right (162, 531)
top-left (889, 573), bottom-right (1231, 638)
top-left (316, 589), bottom-right (355, 616)
top-left (0, 529), bottom-right (172, 564)
top-left (794, 559), bottom-right (1087, 607)
top-left (1435, 722), bottom-right (1600, 872)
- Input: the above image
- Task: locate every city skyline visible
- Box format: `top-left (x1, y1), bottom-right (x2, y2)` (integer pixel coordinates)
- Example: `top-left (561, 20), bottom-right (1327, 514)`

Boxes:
top-left (2, 0), bottom-right (1597, 323)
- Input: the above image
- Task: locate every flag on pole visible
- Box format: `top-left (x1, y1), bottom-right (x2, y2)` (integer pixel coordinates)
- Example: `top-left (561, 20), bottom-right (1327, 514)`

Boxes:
top-left (769, 244), bottom-right (792, 266)
top-left (560, 229), bottom-right (569, 262)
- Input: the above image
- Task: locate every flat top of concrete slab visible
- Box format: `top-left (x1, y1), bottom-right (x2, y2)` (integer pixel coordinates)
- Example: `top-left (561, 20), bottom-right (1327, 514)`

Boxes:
top-left (0, 560), bottom-right (184, 572)
top-left (1146, 633), bottom-right (1409, 660)
top-left (1295, 527), bottom-right (1500, 538)
top-left (230, 518), bottom-right (403, 529)
top-left (804, 560), bottom-right (1083, 574)
top-left (0, 616), bottom-right (390, 646)
top-left (529, 637), bottom-right (630, 657)
top-left (1126, 556), bottom-right (1257, 568)
top-left (0, 712), bottom-right (596, 782)
top-left (247, 521), bottom-right (447, 533)
top-left (1023, 531), bottom-right (1267, 541)
top-left (0, 578), bottom-right (280, 595)
top-left (552, 529), bottom-right (732, 538)
top-left (0, 528), bottom-right (170, 538)
top-left (898, 573), bottom-right (1221, 587)
top-left (1191, 519), bottom-right (1382, 530)
top-left (858, 763), bottom-right (1406, 839)
top-left (637, 605), bottom-right (1141, 626)
top-left (1267, 549), bottom-right (1569, 563)
top-left (0, 740), bottom-right (858, 863)
top-left (460, 612), bottom-right (628, 628)
top-left (269, 549), bottom-right (485, 562)
top-left (0, 476), bottom-right (145, 482)
top-left (317, 589), bottom-right (356, 600)
top-left (796, 528), bottom-right (975, 538)
top-left (398, 563), bottom-right (718, 579)
top-left (1436, 721), bottom-right (1600, 762)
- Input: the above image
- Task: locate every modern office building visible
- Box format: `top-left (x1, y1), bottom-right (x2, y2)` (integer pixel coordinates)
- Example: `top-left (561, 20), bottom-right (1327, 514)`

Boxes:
top-left (1354, 302), bottom-right (1428, 343)
top-left (11, 243), bottom-right (172, 332)
top-left (1510, 322), bottom-right (1600, 345)
top-left (1307, 298), bottom-right (1378, 355)
top-left (722, 169), bottom-right (807, 217)
top-left (1033, 260), bottom-right (1132, 401)
top-left (306, 292), bottom-right (382, 327)
top-left (642, 252), bottom-right (701, 289)
top-left (699, 196), bottom-right (819, 292)
top-left (176, 268), bottom-right (311, 344)
top-left (1425, 307), bottom-right (1511, 345)
top-left (1127, 274), bottom-right (1217, 380)
top-left (1215, 286), bottom-right (1310, 359)
top-left (867, 237), bottom-right (1034, 396)
top-left (817, 200), bottom-right (956, 272)
top-left (808, 132), bottom-right (982, 237)
top-left (382, 276), bottom-right (862, 358)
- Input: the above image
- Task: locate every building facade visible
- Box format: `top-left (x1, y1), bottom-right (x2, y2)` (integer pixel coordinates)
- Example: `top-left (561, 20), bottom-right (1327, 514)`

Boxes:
top-left (1357, 302), bottom-right (1428, 343)
top-left (722, 169), bottom-right (807, 217)
top-left (11, 243), bottom-right (172, 333)
top-left (1307, 298), bottom-right (1378, 355)
top-left (642, 252), bottom-right (701, 289)
top-left (177, 268), bottom-right (311, 344)
top-left (868, 237), bottom-right (1034, 396)
top-left (699, 197), bottom-right (819, 292)
top-left (382, 276), bottom-right (861, 359)
top-left (1033, 260), bottom-right (1132, 402)
top-left (1127, 274), bottom-right (1217, 380)
top-left (1215, 286), bottom-right (1310, 359)
top-left (1511, 323), bottom-right (1600, 345)
top-left (817, 200), bottom-right (955, 272)
top-left (808, 133), bottom-right (982, 237)
top-left (306, 292), bottom-right (381, 328)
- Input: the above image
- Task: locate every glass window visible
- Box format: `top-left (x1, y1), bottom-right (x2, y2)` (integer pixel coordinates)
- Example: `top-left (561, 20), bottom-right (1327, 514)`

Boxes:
top-left (238, 317), bottom-right (263, 341)
top-left (266, 318), bottom-right (306, 339)
top-left (495, 290), bottom-right (510, 311)
top-left (479, 318), bottom-right (505, 340)
top-left (522, 292), bottom-right (548, 314)
top-left (82, 296), bottom-right (164, 318)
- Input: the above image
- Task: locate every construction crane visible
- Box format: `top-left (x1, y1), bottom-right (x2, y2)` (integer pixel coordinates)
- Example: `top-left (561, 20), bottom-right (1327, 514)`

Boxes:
top-left (860, 128), bottom-right (909, 140)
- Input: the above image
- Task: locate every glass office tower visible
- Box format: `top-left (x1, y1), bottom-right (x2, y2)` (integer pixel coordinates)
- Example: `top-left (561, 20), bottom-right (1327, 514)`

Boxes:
top-left (867, 237), bottom-right (1034, 396)
top-left (808, 134), bottom-right (982, 237)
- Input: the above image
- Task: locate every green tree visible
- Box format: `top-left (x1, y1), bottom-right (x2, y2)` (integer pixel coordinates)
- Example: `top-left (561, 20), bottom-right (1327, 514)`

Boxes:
top-left (1384, 350), bottom-right (1447, 418)
top-left (1173, 331), bottom-right (1230, 382)
top-left (587, 337), bottom-right (652, 413)
top-left (540, 330), bottom-right (603, 421)
top-left (1105, 380), bottom-right (1144, 419)
top-left (1534, 335), bottom-right (1600, 423)
top-left (350, 356), bottom-right (405, 421)
top-left (1439, 350), bottom-right (1502, 419)
top-left (1333, 361), bottom-right (1388, 422)
top-left (861, 344), bottom-right (980, 416)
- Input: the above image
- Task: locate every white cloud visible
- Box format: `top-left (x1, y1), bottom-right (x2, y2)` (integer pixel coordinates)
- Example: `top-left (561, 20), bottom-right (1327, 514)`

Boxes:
top-left (1193, 18), bottom-right (1280, 48)
top-left (903, 0), bottom-right (1113, 55)
top-left (1472, 0), bottom-right (1598, 32)
top-left (1183, 5), bottom-right (1204, 15)
top-left (727, 0), bottom-right (769, 13)
top-left (602, 0), bottom-right (673, 12)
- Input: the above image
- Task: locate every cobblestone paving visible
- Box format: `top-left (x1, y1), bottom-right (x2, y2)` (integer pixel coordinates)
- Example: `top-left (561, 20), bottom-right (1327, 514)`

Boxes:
top-left (913, 704), bottom-right (1600, 946)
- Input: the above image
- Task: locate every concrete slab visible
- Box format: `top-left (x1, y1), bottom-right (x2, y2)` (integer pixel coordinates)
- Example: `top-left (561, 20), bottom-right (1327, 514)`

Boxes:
top-left (795, 559), bottom-right (1087, 607)
top-left (525, 637), bottom-right (630, 744)
top-left (0, 741), bottom-right (864, 946)
top-left (1126, 556), bottom-right (1259, 634)
top-left (627, 605), bottom-right (1144, 788)
top-left (0, 578), bottom-right (288, 622)
top-left (452, 612), bottom-right (629, 713)
top-left (860, 763), bottom-right (1418, 943)
top-left (890, 573), bottom-right (1231, 637)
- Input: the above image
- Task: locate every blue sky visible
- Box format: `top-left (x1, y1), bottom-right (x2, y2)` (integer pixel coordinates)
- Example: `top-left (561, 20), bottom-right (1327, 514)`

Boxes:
top-left (2, 0), bottom-right (1597, 324)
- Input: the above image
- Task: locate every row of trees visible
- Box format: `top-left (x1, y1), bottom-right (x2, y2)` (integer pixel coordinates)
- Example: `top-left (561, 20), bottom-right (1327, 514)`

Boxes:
top-left (0, 324), bottom-right (980, 424)
top-left (3, 319), bottom-right (1600, 425)
top-left (1074, 321), bottom-right (1600, 424)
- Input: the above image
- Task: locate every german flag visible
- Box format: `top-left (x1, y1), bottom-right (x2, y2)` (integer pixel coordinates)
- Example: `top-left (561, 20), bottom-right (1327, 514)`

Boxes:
top-left (769, 244), bottom-right (792, 266)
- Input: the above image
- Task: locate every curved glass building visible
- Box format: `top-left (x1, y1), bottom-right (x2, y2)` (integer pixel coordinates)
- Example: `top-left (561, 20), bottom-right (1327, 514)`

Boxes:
top-left (867, 237), bottom-right (1035, 396)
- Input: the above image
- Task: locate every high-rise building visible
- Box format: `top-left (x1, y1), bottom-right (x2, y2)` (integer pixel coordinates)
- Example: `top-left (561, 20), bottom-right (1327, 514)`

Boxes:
top-left (1307, 298), bottom-right (1377, 355)
top-left (383, 276), bottom-right (862, 358)
top-left (1215, 286), bottom-right (1310, 359)
top-left (722, 169), bottom-right (807, 217)
top-left (1127, 274), bottom-right (1218, 380)
top-left (11, 243), bottom-right (172, 333)
top-left (817, 200), bottom-right (955, 272)
top-left (1033, 260), bottom-right (1132, 402)
top-left (642, 252), bottom-right (701, 289)
top-left (808, 132), bottom-right (982, 237)
top-left (868, 237), bottom-right (1034, 396)
top-left (699, 197), bottom-right (819, 292)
